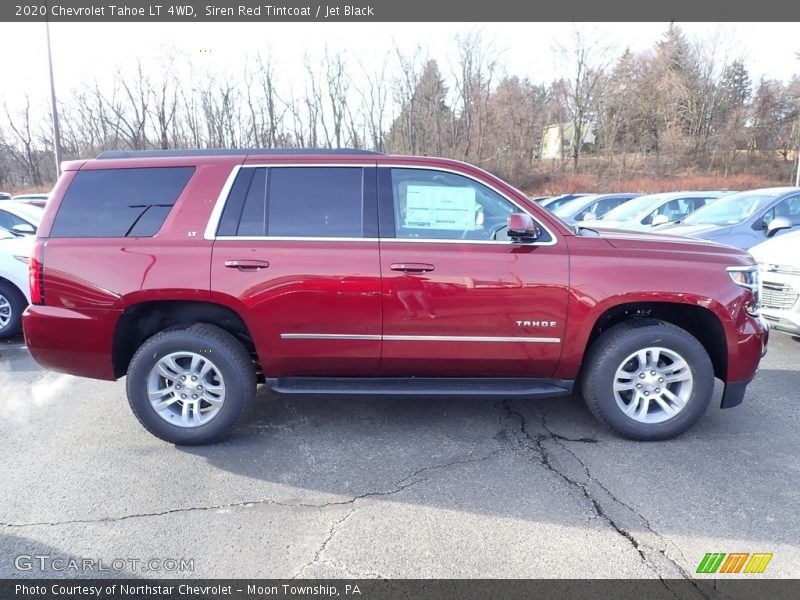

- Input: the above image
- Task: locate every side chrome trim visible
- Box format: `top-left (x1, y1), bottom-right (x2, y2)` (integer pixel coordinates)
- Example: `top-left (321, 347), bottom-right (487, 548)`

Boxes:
top-left (218, 236), bottom-right (380, 242)
top-left (204, 163), bottom-right (374, 241)
top-left (204, 163), bottom-right (560, 247)
top-left (281, 333), bottom-right (382, 341)
top-left (204, 164), bottom-right (242, 240)
top-left (383, 334), bottom-right (561, 343)
top-left (281, 333), bottom-right (561, 343)
top-left (379, 163), bottom-right (558, 247)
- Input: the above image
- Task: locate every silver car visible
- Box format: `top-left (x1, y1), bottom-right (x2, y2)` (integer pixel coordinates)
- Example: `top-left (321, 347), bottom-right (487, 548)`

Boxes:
top-left (593, 191), bottom-right (729, 231)
top-left (552, 193), bottom-right (640, 225)
top-left (656, 187), bottom-right (800, 249)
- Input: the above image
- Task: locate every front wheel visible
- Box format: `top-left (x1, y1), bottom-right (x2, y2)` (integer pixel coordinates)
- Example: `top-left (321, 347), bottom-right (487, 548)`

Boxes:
top-left (581, 320), bottom-right (714, 440)
top-left (126, 323), bottom-right (256, 445)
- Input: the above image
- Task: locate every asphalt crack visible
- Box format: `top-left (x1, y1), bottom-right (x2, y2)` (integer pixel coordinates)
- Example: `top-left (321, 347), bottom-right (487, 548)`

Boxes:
top-left (290, 447), bottom-right (513, 578)
top-left (291, 505), bottom-right (358, 579)
top-left (0, 449), bottom-right (509, 530)
top-left (500, 400), bottom-right (676, 585)
top-left (534, 403), bottom-right (694, 575)
top-left (501, 399), bottom-right (716, 600)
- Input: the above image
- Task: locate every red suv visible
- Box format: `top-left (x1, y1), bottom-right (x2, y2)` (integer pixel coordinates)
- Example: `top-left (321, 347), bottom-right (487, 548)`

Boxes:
top-left (23, 149), bottom-right (768, 444)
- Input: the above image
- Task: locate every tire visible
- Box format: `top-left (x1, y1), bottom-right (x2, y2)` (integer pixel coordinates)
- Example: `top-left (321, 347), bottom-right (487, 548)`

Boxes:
top-left (0, 281), bottom-right (27, 340)
top-left (126, 323), bottom-right (256, 445)
top-left (580, 319), bottom-right (714, 441)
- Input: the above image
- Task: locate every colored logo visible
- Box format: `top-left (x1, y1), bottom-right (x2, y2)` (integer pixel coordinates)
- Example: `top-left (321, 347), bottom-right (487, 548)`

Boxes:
top-left (696, 552), bottom-right (773, 574)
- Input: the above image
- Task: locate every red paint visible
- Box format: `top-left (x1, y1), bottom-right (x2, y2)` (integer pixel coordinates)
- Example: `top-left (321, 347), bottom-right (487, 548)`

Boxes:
top-left (24, 151), bottom-right (767, 390)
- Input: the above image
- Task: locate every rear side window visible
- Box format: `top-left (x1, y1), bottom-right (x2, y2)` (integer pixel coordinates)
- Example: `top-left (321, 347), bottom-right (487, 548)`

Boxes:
top-left (217, 167), bottom-right (364, 238)
top-left (51, 167), bottom-right (194, 238)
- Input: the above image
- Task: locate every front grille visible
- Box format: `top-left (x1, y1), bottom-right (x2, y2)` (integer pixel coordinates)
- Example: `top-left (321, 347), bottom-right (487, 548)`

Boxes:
top-left (761, 281), bottom-right (799, 310)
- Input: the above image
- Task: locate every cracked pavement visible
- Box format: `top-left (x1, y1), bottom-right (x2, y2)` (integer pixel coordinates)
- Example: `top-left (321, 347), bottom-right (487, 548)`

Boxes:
top-left (1, 334), bottom-right (799, 580)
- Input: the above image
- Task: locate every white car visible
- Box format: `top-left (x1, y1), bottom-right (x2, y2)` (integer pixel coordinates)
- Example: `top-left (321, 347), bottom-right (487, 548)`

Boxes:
top-left (594, 191), bottom-right (729, 231)
top-left (750, 230), bottom-right (800, 337)
top-left (0, 230), bottom-right (33, 338)
top-left (0, 200), bottom-right (43, 236)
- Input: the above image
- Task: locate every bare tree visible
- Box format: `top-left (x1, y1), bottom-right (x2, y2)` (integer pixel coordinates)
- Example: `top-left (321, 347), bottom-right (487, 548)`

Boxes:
top-left (4, 97), bottom-right (43, 185)
top-left (451, 31), bottom-right (501, 162)
top-left (358, 53), bottom-right (390, 151)
top-left (554, 28), bottom-right (616, 170)
top-left (149, 55), bottom-right (179, 149)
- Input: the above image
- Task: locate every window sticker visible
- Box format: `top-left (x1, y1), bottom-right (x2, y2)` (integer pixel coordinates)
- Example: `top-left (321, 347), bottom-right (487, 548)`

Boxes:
top-left (403, 185), bottom-right (479, 230)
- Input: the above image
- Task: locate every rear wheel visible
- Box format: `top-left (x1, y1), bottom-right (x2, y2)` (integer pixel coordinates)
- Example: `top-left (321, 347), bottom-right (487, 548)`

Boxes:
top-left (581, 320), bottom-right (714, 440)
top-left (126, 323), bottom-right (255, 445)
top-left (0, 281), bottom-right (26, 340)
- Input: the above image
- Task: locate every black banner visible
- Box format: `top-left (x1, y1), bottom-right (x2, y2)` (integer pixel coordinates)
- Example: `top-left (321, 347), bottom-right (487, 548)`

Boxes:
top-left (3, 0), bottom-right (800, 22)
top-left (2, 580), bottom-right (800, 600)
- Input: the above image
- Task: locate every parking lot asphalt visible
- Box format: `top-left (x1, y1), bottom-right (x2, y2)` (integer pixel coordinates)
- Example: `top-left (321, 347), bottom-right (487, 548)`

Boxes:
top-left (0, 333), bottom-right (798, 583)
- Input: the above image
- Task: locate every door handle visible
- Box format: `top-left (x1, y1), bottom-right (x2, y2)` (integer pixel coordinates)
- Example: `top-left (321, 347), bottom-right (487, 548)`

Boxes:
top-left (224, 259), bottom-right (270, 271)
top-left (390, 262), bottom-right (435, 273)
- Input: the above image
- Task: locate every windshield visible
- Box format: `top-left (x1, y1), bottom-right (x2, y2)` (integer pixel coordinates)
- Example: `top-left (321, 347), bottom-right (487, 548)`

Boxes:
top-left (544, 195), bottom-right (585, 211)
top-left (682, 192), bottom-right (777, 226)
top-left (6, 203), bottom-right (44, 224)
top-left (601, 195), bottom-right (664, 221)
top-left (553, 196), bottom-right (596, 217)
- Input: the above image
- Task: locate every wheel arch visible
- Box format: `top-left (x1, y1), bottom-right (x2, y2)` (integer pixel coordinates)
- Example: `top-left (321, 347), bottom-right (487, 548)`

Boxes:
top-left (0, 276), bottom-right (28, 300)
top-left (112, 299), bottom-right (257, 378)
top-left (575, 301), bottom-right (729, 383)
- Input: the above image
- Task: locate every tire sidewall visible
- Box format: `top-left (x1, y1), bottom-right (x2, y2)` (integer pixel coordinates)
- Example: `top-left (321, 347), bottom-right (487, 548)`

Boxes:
top-left (127, 328), bottom-right (252, 444)
top-left (0, 282), bottom-right (26, 339)
top-left (585, 325), bottom-right (714, 440)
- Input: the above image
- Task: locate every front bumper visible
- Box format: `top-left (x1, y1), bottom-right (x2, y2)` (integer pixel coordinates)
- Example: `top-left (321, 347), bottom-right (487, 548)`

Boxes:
top-left (760, 270), bottom-right (800, 337)
top-left (721, 314), bottom-right (768, 409)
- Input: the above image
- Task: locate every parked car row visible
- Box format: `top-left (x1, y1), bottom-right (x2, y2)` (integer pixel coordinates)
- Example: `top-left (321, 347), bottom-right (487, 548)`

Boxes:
top-left (0, 202), bottom-right (43, 338)
top-left (537, 187), bottom-right (799, 249)
top-left (538, 186), bottom-right (800, 340)
top-left (0, 191), bottom-right (50, 208)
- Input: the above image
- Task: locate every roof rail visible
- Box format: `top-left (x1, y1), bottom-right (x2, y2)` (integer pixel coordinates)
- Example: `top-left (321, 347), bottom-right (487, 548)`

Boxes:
top-left (97, 148), bottom-right (384, 159)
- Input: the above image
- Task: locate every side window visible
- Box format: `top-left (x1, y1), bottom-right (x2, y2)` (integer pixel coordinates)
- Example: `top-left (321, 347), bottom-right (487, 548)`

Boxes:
top-left (267, 167), bottom-right (363, 237)
top-left (765, 194), bottom-right (800, 226)
top-left (583, 196), bottom-right (626, 220)
top-left (51, 167), bottom-right (194, 238)
top-left (217, 167), bottom-right (365, 238)
top-left (677, 197), bottom-right (710, 218)
top-left (0, 211), bottom-right (14, 230)
top-left (389, 168), bottom-right (543, 241)
top-left (238, 168), bottom-right (268, 236)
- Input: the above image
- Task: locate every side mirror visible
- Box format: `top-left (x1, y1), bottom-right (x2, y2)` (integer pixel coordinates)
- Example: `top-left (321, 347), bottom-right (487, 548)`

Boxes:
top-left (507, 213), bottom-right (538, 242)
top-left (0, 229), bottom-right (14, 240)
top-left (651, 214), bottom-right (670, 227)
top-left (11, 223), bottom-right (36, 235)
top-left (766, 216), bottom-right (792, 238)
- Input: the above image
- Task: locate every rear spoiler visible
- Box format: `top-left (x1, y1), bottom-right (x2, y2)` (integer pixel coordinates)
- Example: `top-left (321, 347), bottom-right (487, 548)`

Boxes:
top-left (61, 160), bottom-right (86, 172)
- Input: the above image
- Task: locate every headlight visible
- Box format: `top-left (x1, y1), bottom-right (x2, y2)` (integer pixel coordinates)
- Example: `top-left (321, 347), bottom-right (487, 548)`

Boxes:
top-left (727, 266), bottom-right (760, 316)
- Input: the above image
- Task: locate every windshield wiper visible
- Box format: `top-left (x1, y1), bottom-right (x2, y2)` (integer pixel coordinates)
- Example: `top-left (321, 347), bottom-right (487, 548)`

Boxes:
top-left (573, 224), bottom-right (600, 236)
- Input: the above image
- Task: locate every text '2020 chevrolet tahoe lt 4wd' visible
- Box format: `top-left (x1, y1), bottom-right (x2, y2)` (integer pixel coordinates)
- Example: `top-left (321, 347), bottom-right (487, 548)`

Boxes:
top-left (23, 149), bottom-right (769, 444)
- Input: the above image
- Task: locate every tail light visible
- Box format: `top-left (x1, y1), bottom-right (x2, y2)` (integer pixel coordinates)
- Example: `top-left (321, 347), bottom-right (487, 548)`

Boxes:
top-left (29, 239), bottom-right (45, 305)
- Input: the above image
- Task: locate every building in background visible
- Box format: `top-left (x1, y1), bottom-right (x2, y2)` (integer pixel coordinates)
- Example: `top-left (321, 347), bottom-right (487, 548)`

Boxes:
top-left (540, 122), bottom-right (596, 160)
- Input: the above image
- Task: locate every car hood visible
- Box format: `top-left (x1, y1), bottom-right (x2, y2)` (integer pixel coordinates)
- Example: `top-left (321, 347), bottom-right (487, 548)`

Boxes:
top-left (592, 219), bottom-right (633, 230)
top-left (750, 231), bottom-right (800, 267)
top-left (579, 226), bottom-right (752, 264)
top-left (653, 223), bottom-right (730, 237)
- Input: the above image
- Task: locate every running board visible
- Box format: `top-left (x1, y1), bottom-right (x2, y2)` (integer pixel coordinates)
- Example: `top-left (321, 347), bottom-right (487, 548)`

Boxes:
top-left (268, 377), bottom-right (574, 398)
